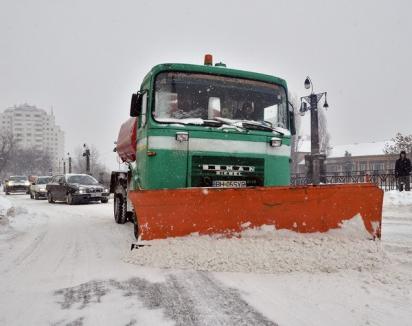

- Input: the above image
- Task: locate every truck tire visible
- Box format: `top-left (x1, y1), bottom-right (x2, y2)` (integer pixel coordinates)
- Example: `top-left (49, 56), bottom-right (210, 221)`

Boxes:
top-left (114, 195), bottom-right (127, 224)
top-left (47, 192), bottom-right (55, 203)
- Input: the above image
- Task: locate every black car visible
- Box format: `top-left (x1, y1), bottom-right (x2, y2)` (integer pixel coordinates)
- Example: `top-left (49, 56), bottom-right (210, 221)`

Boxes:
top-left (4, 176), bottom-right (30, 195)
top-left (46, 174), bottom-right (109, 205)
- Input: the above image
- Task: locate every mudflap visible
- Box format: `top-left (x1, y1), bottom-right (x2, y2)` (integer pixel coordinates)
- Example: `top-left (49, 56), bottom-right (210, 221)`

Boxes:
top-left (128, 183), bottom-right (383, 241)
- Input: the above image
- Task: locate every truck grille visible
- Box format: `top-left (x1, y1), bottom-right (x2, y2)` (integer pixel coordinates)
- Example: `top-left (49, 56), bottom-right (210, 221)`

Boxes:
top-left (191, 156), bottom-right (264, 187)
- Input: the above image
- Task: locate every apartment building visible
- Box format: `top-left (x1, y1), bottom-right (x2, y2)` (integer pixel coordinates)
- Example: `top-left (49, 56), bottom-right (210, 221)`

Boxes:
top-left (0, 103), bottom-right (65, 173)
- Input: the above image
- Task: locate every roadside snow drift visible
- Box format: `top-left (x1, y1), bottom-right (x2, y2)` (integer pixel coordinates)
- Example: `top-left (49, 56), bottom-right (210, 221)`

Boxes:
top-left (0, 195), bottom-right (47, 239)
top-left (125, 216), bottom-right (387, 273)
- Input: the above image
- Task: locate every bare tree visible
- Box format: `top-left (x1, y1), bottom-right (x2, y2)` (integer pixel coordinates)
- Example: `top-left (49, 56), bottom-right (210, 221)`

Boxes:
top-left (4, 148), bottom-right (53, 177)
top-left (71, 144), bottom-right (110, 184)
top-left (384, 132), bottom-right (412, 155)
top-left (0, 132), bottom-right (16, 177)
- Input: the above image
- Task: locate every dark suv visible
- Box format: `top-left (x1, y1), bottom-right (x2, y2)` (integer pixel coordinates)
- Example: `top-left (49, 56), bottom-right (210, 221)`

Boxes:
top-left (46, 174), bottom-right (109, 205)
top-left (4, 176), bottom-right (30, 195)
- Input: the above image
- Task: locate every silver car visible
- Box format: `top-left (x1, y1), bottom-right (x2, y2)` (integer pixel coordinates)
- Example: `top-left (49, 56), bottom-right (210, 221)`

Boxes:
top-left (30, 176), bottom-right (52, 199)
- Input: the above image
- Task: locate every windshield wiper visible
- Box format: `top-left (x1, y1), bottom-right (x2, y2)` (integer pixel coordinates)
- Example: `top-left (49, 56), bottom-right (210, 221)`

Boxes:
top-left (214, 118), bottom-right (284, 134)
top-left (212, 117), bottom-right (247, 131)
top-left (200, 120), bottom-right (224, 127)
top-left (241, 122), bottom-right (274, 132)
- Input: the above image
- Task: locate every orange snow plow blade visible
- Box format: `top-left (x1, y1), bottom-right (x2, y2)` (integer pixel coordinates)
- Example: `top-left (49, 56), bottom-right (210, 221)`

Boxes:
top-left (128, 183), bottom-right (383, 241)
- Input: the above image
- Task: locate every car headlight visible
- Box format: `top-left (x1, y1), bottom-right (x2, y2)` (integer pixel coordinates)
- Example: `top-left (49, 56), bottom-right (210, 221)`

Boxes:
top-left (78, 187), bottom-right (86, 194)
top-left (24, 181), bottom-right (30, 186)
top-left (104, 188), bottom-right (109, 193)
top-left (39, 188), bottom-right (46, 192)
top-left (8, 181), bottom-right (14, 186)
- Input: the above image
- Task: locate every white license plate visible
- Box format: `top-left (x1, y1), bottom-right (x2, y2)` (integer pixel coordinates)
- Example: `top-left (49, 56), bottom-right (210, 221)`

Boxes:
top-left (212, 180), bottom-right (247, 188)
top-left (91, 193), bottom-right (101, 197)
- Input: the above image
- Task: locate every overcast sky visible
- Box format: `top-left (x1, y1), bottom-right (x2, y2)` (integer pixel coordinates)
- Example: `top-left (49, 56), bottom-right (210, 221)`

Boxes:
top-left (1, 0), bottom-right (411, 168)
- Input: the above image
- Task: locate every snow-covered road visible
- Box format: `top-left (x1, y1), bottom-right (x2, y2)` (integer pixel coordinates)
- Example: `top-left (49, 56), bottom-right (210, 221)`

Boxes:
top-left (0, 192), bottom-right (411, 326)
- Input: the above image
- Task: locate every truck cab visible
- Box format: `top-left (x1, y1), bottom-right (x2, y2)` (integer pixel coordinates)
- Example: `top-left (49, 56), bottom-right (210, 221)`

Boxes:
top-left (129, 59), bottom-right (294, 191)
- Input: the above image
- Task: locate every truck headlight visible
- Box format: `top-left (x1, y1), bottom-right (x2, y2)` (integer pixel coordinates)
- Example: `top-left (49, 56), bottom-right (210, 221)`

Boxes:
top-left (270, 137), bottom-right (282, 147)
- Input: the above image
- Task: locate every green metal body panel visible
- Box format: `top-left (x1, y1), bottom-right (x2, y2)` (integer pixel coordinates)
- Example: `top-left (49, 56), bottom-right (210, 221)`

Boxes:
top-left (131, 63), bottom-right (292, 190)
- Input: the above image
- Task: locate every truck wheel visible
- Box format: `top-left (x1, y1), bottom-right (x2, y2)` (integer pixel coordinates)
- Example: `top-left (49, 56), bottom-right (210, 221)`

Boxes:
top-left (114, 195), bottom-right (127, 224)
top-left (47, 192), bottom-right (55, 203)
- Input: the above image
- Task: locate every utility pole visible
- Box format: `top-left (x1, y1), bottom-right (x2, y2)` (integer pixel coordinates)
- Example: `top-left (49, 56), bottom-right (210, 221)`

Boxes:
top-left (63, 158), bottom-right (66, 174)
top-left (83, 144), bottom-right (91, 174)
top-left (299, 76), bottom-right (329, 185)
top-left (67, 152), bottom-right (72, 173)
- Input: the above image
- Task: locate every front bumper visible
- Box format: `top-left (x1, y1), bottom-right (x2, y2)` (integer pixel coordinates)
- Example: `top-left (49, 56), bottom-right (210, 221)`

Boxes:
top-left (6, 185), bottom-right (30, 192)
top-left (36, 190), bottom-right (47, 197)
top-left (72, 192), bottom-right (110, 202)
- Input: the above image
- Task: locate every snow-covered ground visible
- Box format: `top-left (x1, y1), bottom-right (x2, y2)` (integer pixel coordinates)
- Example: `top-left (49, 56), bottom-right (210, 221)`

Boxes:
top-left (0, 191), bottom-right (411, 325)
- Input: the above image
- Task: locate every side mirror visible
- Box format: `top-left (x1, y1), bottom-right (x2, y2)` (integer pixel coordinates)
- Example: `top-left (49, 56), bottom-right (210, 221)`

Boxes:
top-left (288, 102), bottom-right (296, 136)
top-left (130, 92), bottom-right (142, 117)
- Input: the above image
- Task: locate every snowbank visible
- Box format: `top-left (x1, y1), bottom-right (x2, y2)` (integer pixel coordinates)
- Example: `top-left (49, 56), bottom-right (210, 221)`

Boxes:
top-left (384, 190), bottom-right (412, 206)
top-left (0, 196), bottom-right (13, 228)
top-left (0, 195), bottom-right (47, 239)
top-left (125, 217), bottom-right (387, 274)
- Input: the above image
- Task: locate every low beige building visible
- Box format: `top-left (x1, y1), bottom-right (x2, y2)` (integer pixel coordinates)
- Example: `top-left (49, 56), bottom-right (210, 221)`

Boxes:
top-left (296, 140), bottom-right (398, 176)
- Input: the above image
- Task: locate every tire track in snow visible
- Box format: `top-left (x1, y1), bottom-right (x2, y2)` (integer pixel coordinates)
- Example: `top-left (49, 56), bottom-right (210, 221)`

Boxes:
top-left (54, 272), bottom-right (278, 326)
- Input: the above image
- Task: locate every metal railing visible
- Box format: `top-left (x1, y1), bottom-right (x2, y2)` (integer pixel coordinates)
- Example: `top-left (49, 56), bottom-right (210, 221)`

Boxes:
top-left (291, 172), bottom-right (398, 191)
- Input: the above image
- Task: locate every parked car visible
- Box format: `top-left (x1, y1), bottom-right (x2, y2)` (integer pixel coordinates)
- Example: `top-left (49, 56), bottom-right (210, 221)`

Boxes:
top-left (29, 176), bottom-right (52, 199)
top-left (46, 174), bottom-right (109, 205)
top-left (4, 176), bottom-right (30, 195)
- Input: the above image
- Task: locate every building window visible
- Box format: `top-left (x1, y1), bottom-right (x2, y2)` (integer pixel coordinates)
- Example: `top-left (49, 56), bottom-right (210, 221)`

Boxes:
top-left (359, 162), bottom-right (367, 171)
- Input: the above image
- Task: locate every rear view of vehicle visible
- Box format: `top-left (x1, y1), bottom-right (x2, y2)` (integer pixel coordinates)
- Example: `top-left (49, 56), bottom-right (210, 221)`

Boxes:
top-left (4, 176), bottom-right (30, 195)
top-left (29, 176), bottom-right (52, 199)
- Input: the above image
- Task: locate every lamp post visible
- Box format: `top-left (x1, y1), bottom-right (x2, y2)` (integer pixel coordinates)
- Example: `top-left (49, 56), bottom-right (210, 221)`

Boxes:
top-left (83, 144), bottom-right (91, 174)
top-left (300, 76), bottom-right (329, 185)
top-left (62, 158), bottom-right (66, 174)
top-left (67, 152), bottom-right (72, 173)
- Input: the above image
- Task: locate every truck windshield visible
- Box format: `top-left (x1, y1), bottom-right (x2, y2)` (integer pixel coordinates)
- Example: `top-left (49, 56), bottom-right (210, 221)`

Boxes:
top-left (153, 72), bottom-right (288, 129)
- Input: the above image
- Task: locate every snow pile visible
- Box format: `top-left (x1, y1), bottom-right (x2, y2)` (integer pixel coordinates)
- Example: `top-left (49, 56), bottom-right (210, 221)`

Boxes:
top-left (384, 190), bottom-right (412, 206)
top-left (125, 217), bottom-right (387, 274)
top-left (0, 196), bottom-right (13, 226)
top-left (0, 195), bottom-right (47, 239)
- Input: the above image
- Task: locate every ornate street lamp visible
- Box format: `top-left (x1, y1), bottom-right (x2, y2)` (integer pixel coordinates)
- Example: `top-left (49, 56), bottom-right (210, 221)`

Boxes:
top-left (299, 76), bottom-right (329, 184)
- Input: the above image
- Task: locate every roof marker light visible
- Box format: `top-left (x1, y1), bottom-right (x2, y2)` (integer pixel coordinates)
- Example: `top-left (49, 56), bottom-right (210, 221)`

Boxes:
top-left (204, 54), bottom-right (213, 66)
